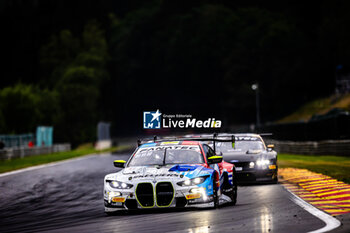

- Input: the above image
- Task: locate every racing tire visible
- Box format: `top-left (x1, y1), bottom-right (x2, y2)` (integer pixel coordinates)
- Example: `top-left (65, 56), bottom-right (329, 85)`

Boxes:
top-left (223, 172), bottom-right (237, 206)
top-left (272, 175), bottom-right (278, 184)
top-left (230, 174), bottom-right (238, 206)
top-left (212, 179), bottom-right (219, 209)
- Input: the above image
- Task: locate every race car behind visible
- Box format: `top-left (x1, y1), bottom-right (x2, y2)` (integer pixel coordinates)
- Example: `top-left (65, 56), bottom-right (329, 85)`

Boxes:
top-left (210, 133), bottom-right (278, 184)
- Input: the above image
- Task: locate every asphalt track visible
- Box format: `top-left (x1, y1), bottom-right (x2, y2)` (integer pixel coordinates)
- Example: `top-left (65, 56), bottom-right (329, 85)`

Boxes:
top-left (0, 151), bottom-right (328, 233)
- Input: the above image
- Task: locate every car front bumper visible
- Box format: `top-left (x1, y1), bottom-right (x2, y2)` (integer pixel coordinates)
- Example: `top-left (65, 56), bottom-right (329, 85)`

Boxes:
top-left (103, 181), bottom-right (215, 212)
top-left (235, 168), bottom-right (278, 183)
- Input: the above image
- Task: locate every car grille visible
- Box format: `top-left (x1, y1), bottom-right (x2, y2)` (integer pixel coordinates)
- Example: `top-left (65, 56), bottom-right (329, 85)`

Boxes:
top-left (232, 162), bottom-right (247, 169)
top-left (233, 162), bottom-right (248, 167)
top-left (232, 162), bottom-right (255, 171)
top-left (136, 183), bottom-right (154, 207)
top-left (156, 182), bottom-right (174, 207)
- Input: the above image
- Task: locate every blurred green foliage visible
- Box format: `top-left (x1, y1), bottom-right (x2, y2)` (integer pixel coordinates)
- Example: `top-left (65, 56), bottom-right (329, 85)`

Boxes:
top-left (0, 84), bottom-right (59, 134)
top-left (0, 20), bottom-right (108, 146)
top-left (1, 1), bottom-right (350, 143)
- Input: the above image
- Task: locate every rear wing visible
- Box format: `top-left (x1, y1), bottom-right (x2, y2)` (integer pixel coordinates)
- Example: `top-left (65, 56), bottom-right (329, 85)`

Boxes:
top-left (137, 133), bottom-right (235, 154)
top-left (137, 133), bottom-right (273, 152)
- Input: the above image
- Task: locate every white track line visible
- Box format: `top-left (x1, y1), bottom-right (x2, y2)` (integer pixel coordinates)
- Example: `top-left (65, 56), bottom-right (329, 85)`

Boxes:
top-left (0, 153), bottom-right (101, 178)
top-left (285, 187), bottom-right (341, 233)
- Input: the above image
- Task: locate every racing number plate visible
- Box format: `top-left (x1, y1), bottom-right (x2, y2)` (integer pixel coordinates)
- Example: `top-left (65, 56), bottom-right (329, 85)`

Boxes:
top-left (235, 167), bottom-right (243, 171)
top-left (112, 197), bottom-right (126, 203)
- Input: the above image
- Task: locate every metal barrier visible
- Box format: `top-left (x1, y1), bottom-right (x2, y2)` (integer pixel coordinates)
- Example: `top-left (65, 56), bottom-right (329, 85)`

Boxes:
top-left (0, 143), bottom-right (71, 160)
top-left (267, 139), bottom-right (350, 156)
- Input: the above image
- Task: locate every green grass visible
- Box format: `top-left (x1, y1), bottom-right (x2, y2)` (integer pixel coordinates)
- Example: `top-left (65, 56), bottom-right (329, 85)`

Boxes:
top-left (278, 153), bottom-right (350, 184)
top-left (277, 94), bottom-right (350, 123)
top-left (0, 143), bottom-right (130, 174)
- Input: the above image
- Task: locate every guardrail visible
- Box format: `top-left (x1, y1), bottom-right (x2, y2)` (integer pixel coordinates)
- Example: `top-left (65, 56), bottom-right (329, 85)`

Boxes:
top-left (0, 144), bottom-right (71, 160)
top-left (267, 139), bottom-right (350, 156)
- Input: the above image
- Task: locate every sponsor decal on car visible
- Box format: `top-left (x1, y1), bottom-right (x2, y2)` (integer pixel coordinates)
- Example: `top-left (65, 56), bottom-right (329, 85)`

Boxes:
top-left (186, 193), bottom-right (201, 199)
top-left (138, 145), bottom-right (201, 153)
top-left (112, 197), bottom-right (125, 203)
top-left (235, 136), bottom-right (259, 141)
top-left (160, 141), bottom-right (180, 145)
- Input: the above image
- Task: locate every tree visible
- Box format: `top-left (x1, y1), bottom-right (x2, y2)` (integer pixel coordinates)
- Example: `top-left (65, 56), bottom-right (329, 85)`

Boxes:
top-left (39, 20), bottom-right (109, 145)
top-left (0, 84), bottom-right (59, 134)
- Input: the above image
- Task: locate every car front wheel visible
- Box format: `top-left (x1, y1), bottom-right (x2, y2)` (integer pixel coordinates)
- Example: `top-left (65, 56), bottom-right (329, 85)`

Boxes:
top-left (230, 174), bottom-right (238, 205)
top-left (213, 179), bottom-right (219, 208)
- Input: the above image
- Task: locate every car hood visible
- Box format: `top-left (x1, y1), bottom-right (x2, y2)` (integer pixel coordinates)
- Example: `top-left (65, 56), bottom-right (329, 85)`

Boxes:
top-left (105, 164), bottom-right (211, 182)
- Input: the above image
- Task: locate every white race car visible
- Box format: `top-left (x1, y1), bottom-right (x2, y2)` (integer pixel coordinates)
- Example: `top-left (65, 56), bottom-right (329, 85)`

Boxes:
top-left (104, 139), bottom-right (237, 213)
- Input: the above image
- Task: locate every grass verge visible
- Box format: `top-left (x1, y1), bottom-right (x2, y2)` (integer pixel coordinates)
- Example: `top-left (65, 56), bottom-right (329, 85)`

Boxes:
top-left (278, 153), bottom-right (350, 184)
top-left (277, 93), bottom-right (350, 123)
top-left (0, 143), bottom-right (131, 174)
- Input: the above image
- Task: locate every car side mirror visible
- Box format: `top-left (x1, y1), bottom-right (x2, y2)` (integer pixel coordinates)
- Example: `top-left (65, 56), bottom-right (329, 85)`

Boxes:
top-left (267, 144), bottom-right (274, 151)
top-left (208, 155), bottom-right (223, 164)
top-left (114, 160), bottom-right (126, 168)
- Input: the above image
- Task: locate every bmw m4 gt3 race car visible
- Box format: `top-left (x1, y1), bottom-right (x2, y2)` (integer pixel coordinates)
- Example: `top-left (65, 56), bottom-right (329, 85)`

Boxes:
top-left (211, 134), bottom-right (278, 184)
top-left (104, 138), bottom-right (237, 213)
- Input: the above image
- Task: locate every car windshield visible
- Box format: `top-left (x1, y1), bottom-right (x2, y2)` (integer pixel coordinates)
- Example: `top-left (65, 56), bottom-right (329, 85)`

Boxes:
top-left (128, 145), bottom-right (204, 166)
top-left (213, 141), bottom-right (265, 153)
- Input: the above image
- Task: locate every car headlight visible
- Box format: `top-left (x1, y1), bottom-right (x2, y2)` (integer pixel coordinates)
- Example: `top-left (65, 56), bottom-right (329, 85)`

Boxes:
top-left (256, 159), bottom-right (270, 166)
top-left (177, 176), bottom-right (209, 186)
top-left (107, 180), bottom-right (133, 189)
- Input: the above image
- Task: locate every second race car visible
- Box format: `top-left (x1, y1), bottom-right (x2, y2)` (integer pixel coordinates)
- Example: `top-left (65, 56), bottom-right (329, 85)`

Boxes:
top-left (210, 133), bottom-right (278, 184)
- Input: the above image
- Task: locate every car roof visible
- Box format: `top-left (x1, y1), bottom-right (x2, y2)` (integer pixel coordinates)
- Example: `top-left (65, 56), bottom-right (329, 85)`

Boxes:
top-left (186, 133), bottom-right (262, 138)
top-left (139, 140), bottom-right (202, 148)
